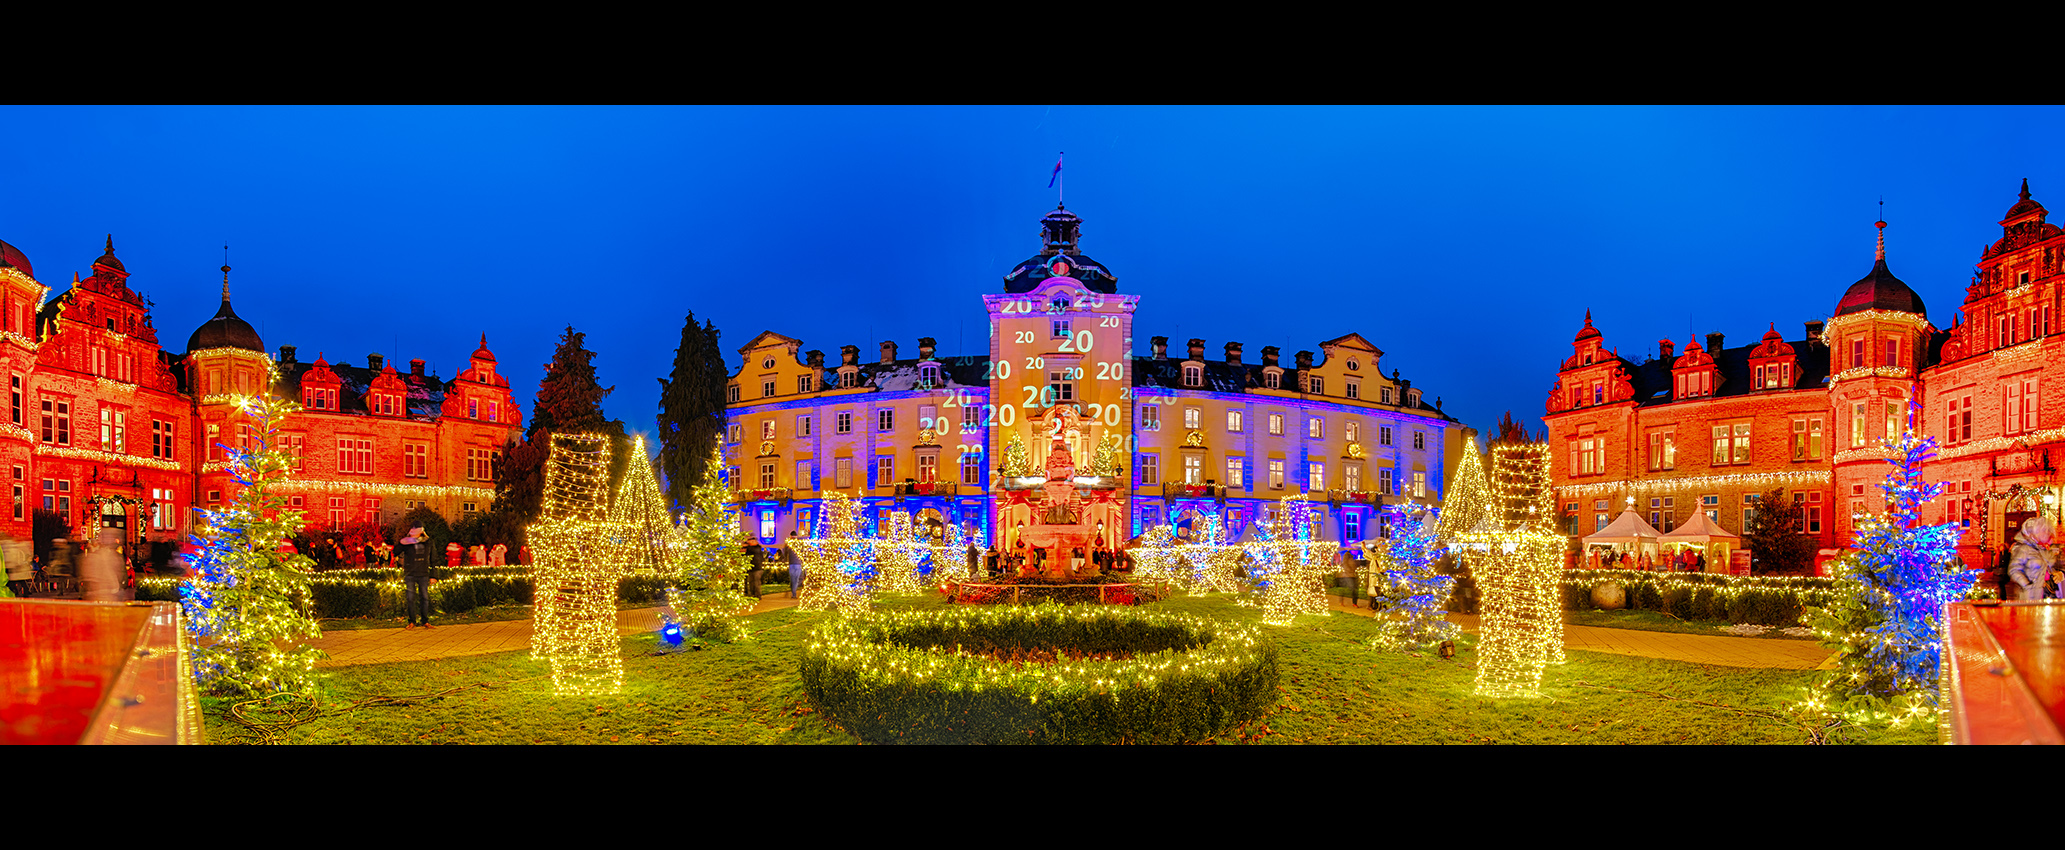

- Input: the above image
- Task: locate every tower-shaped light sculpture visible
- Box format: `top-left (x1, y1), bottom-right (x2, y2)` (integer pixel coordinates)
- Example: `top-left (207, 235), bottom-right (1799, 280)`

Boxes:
top-left (1468, 439), bottom-right (1566, 697)
top-left (529, 433), bottom-right (626, 696)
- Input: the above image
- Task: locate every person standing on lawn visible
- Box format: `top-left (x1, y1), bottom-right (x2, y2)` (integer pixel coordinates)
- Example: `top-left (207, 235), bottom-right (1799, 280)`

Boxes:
top-left (399, 526), bottom-right (435, 629)
top-left (784, 531), bottom-right (804, 599)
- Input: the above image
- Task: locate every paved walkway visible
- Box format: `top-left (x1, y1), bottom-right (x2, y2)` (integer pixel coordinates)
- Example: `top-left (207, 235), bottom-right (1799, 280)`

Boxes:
top-left (1323, 594), bottom-right (1833, 669)
top-left (301, 592), bottom-right (1833, 670)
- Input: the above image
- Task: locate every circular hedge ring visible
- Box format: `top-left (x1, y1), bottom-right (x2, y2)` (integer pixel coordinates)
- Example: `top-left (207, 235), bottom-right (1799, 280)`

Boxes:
top-left (800, 606), bottom-right (1277, 744)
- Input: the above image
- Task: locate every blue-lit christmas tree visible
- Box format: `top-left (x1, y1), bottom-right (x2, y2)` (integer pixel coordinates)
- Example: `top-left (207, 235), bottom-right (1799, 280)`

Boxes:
top-left (1801, 404), bottom-right (1975, 724)
top-left (1369, 502), bottom-right (1457, 649)
top-left (181, 390), bottom-right (324, 698)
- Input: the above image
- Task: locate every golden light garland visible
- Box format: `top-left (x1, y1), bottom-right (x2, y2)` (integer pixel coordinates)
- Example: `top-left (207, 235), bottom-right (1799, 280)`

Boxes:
top-left (527, 432), bottom-right (626, 696)
top-left (273, 480), bottom-right (499, 499)
top-left (0, 423), bottom-right (34, 442)
top-left (1243, 495), bottom-right (1338, 626)
top-left (1826, 365), bottom-right (1912, 386)
top-left (1820, 309), bottom-right (1933, 346)
top-left (1992, 339), bottom-right (2043, 364)
top-left (1934, 426), bottom-right (2065, 461)
top-left (1465, 442), bottom-right (1566, 698)
top-left (1555, 469), bottom-right (1831, 499)
top-left (36, 444), bottom-right (183, 470)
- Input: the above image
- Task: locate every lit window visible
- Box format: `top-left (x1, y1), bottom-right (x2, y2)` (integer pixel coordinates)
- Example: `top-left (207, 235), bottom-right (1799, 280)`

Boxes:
top-left (1184, 408), bottom-right (1201, 429)
top-left (1227, 410), bottom-right (1243, 432)
top-left (1307, 418), bottom-right (1323, 439)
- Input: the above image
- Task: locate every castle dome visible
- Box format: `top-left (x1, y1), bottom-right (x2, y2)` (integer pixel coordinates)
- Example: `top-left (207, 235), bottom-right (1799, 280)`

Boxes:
top-left (0, 239), bottom-right (32, 279)
top-left (1834, 221), bottom-right (1926, 318)
top-left (187, 263), bottom-right (264, 353)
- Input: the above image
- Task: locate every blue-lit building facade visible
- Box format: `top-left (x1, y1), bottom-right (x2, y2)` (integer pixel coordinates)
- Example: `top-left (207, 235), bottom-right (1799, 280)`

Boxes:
top-left (721, 204), bottom-right (1474, 550)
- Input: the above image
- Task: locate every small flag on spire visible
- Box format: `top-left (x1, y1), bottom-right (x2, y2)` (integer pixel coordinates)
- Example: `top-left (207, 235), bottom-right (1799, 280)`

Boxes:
top-left (1047, 153), bottom-right (1063, 188)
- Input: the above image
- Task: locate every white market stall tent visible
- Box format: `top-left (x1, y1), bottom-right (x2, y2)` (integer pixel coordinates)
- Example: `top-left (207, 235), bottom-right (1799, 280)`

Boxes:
top-left (1581, 510), bottom-right (1663, 564)
top-left (1657, 510), bottom-right (1741, 573)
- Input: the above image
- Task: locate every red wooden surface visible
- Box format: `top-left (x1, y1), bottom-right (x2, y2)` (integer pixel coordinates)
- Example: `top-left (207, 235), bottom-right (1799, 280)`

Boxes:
top-left (1976, 603), bottom-right (2065, 733)
top-left (0, 601), bottom-right (153, 745)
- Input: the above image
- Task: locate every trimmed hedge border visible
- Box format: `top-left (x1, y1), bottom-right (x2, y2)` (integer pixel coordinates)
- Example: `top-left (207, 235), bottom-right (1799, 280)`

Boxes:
top-left (800, 605), bottom-right (1278, 744)
top-left (135, 566), bottom-right (681, 620)
top-left (1561, 569), bottom-right (1838, 626)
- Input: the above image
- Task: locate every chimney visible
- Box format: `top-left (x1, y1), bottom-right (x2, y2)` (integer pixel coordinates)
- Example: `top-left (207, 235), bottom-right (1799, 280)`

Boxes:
top-left (1261, 346), bottom-right (1280, 367)
top-left (278, 345), bottom-right (296, 365)
top-left (1224, 341), bottom-right (1243, 366)
top-left (917, 337), bottom-right (936, 360)
top-left (1659, 339), bottom-right (1675, 361)
top-left (368, 353), bottom-right (385, 372)
top-left (806, 349), bottom-right (825, 369)
top-left (840, 345), bottom-right (859, 366)
top-left (880, 341), bottom-right (897, 365)
top-left (410, 358), bottom-right (425, 377)
top-left (1187, 338), bottom-right (1205, 360)
top-left (1295, 350), bottom-right (1314, 370)
top-left (1151, 336), bottom-right (1168, 360)
top-left (1804, 321), bottom-right (1824, 343)
top-left (1705, 332), bottom-right (1724, 355)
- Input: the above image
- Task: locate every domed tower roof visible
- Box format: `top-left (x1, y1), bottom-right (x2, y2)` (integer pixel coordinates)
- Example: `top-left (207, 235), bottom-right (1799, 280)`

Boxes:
top-left (472, 333), bottom-right (495, 362)
top-left (2003, 178), bottom-right (2047, 224)
top-left (92, 235), bottom-right (125, 275)
top-left (1574, 309), bottom-right (1602, 342)
top-left (186, 262), bottom-right (264, 353)
top-left (1834, 220), bottom-right (1926, 318)
top-left (0, 238), bottom-right (34, 279)
top-left (1002, 203), bottom-right (1118, 294)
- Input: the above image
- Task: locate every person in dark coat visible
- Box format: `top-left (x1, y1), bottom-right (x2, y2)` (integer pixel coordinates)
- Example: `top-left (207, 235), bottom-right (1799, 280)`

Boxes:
top-left (784, 531), bottom-right (804, 599)
top-left (398, 526), bottom-right (434, 629)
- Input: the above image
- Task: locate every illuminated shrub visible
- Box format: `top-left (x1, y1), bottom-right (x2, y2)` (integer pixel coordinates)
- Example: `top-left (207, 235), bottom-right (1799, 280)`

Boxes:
top-left (800, 606), bottom-right (1277, 744)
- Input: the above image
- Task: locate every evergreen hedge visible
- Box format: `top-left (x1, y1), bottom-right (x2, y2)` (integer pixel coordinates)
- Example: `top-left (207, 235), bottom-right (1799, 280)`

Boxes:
top-left (1561, 569), bottom-right (1837, 626)
top-left (800, 605), bottom-right (1277, 744)
top-left (137, 566), bottom-right (685, 620)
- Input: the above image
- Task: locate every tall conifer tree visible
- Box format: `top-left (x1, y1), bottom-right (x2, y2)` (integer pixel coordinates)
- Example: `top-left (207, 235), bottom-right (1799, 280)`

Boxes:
top-left (493, 326), bottom-right (626, 528)
top-left (657, 313), bottom-right (727, 511)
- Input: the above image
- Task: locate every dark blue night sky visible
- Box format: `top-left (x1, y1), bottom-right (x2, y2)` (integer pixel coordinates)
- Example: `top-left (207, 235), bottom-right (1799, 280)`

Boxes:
top-left (3, 105), bottom-right (2059, 448)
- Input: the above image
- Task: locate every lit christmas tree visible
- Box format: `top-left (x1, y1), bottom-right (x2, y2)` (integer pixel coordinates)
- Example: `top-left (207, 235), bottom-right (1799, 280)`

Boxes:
top-left (999, 432), bottom-right (1034, 477)
top-left (1801, 408), bottom-right (1974, 724)
top-left (1369, 502), bottom-right (1456, 649)
top-left (1436, 439), bottom-right (1494, 544)
top-left (181, 390), bottom-right (324, 698)
top-left (667, 440), bottom-right (755, 633)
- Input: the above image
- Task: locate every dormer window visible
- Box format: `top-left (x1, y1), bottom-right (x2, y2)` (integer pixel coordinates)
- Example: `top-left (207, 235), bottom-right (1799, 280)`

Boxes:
top-left (919, 364), bottom-right (941, 387)
top-left (1050, 297), bottom-right (1070, 312)
top-left (1405, 389), bottom-right (1420, 407)
top-left (1308, 376), bottom-right (1325, 395)
top-left (1183, 365), bottom-right (1202, 387)
top-left (1264, 371), bottom-right (1280, 390)
top-left (840, 371), bottom-right (858, 389)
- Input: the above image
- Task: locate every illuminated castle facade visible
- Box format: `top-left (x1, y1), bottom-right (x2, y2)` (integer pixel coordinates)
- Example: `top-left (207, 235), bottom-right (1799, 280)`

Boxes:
top-left (0, 235), bottom-right (519, 557)
top-left (723, 204), bottom-right (1474, 551)
top-left (1545, 180), bottom-right (2065, 571)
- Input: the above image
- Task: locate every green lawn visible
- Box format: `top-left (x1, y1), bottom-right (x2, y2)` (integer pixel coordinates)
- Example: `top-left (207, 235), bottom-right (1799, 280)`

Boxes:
top-left (204, 592), bottom-right (1931, 745)
top-left (1562, 608), bottom-right (1820, 640)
